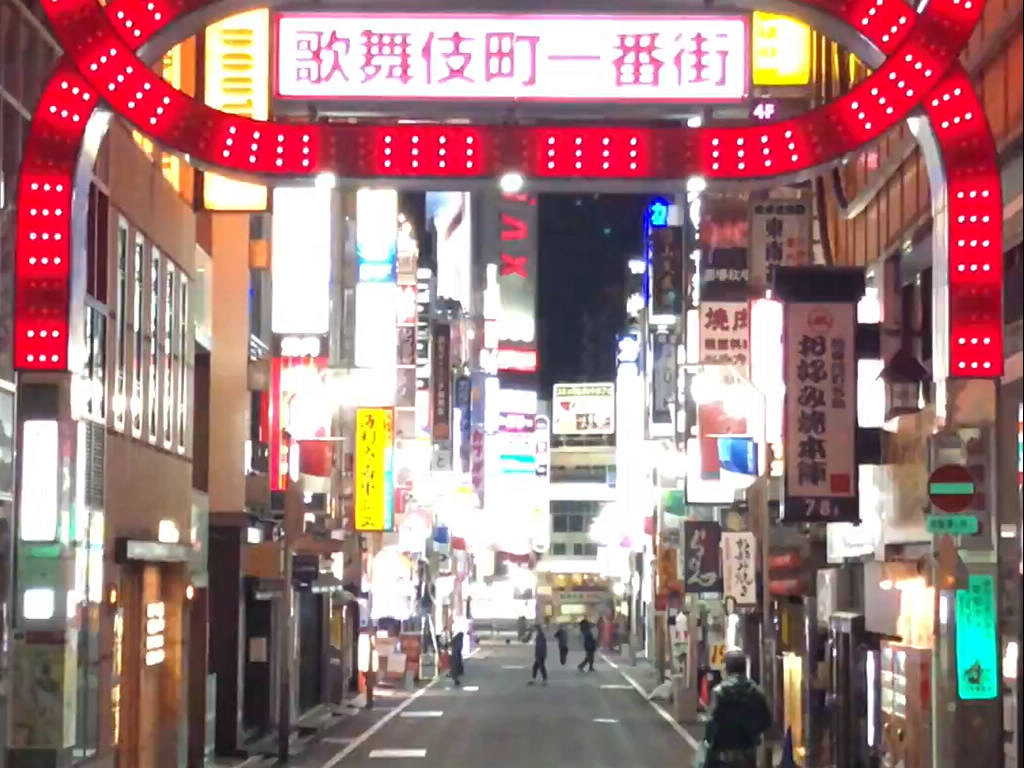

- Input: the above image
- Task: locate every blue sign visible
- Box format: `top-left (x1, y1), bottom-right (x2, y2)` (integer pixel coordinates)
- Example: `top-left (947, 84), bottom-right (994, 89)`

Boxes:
top-left (717, 437), bottom-right (758, 476)
top-left (356, 233), bottom-right (397, 283)
top-left (648, 198), bottom-right (670, 228)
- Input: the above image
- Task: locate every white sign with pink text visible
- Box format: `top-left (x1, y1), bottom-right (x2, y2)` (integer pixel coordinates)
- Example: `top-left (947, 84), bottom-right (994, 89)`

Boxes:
top-left (275, 14), bottom-right (750, 102)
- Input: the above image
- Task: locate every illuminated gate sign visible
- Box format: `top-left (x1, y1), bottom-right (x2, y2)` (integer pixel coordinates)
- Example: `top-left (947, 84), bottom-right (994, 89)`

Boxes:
top-left (275, 14), bottom-right (750, 102)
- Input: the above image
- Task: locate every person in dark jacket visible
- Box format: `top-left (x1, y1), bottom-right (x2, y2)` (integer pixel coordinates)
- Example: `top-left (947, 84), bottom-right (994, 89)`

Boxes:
top-left (554, 624), bottom-right (569, 665)
top-left (450, 621), bottom-right (466, 687)
top-left (696, 650), bottom-right (771, 768)
top-left (577, 619), bottom-right (597, 672)
top-left (528, 624), bottom-right (548, 685)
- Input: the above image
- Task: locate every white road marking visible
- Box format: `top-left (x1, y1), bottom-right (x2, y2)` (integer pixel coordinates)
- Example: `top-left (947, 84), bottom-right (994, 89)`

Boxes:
top-left (368, 749), bottom-right (427, 759)
top-left (462, 685), bottom-right (480, 692)
top-left (600, 684), bottom-right (633, 690)
top-left (400, 711), bottom-right (444, 718)
top-left (600, 654), bottom-right (701, 752)
top-left (593, 718), bottom-right (620, 723)
top-left (501, 665), bottom-right (527, 670)
top-left (322, 737), bottom-right (354, 745)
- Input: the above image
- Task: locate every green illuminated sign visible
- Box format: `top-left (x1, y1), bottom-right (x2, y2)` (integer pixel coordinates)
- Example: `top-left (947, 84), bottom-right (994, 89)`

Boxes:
top-left (925, 515), bottom-right (979, 536)
top-left (955, 573), bottom-right (998, 700)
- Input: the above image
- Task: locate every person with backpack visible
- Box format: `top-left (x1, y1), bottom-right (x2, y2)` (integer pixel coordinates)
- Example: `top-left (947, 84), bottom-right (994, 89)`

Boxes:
top-left (695, 649), bottom-right (772, 768)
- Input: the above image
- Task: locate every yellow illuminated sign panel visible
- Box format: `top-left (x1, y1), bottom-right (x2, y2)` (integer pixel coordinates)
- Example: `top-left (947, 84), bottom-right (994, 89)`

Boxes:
top-left (354, 408), bottom-right (395, 532)
top-left (203, 9), bottom-right (269, 211)
top-left (752, 12), bottom-right (812, 86)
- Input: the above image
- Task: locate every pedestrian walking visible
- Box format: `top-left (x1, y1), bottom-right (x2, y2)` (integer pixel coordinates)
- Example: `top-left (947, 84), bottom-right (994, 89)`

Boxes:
top-left (577, 618), bottom-right (597, 672)
top-left (554, 624), bottom-right (569, 666)
top-left (528, 624), bottom-right (548, 685)
top-left (517, 615), bottom-right (528, 643)
top-left (450, 619), bottom-right (467, 687)
top-left (694, 649), bottom-right (771, 768)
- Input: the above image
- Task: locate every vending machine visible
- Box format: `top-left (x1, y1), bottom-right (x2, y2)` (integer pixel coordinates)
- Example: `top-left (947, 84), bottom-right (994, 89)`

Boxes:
top-left (827, 612), bottom-right (880, 768)
top-left (879, 642), bottom-right (932, 768)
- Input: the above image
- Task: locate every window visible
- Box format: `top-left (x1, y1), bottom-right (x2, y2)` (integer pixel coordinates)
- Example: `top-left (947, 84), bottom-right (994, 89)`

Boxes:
top-left (86, 185), bottom-right (108, 302)
top-left (131, 234), bottom-right (144, 436)
top-left (148, 250), bottom-right (160, 442)
top-left (177, 274), bottom-right (189, 452)
top-left (163, 262), bottom-right (175, 447)
top-left (83, 306), bottom-right (106, 421)
top-left (114, 220), bottom-right (128, 430)
top-left (550, 500), bottom-right (600, 536)
top-left (551, 543), bottom-right (566, 556)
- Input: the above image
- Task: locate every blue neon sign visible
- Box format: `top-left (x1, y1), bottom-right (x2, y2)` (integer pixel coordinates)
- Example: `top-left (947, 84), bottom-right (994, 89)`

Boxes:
top-left (647, 198), bottom-right (670, 228)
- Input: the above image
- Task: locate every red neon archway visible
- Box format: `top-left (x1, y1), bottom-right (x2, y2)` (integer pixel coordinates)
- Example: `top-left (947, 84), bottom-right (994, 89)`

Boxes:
top-left (15, 0), bottom-right (1003, 377)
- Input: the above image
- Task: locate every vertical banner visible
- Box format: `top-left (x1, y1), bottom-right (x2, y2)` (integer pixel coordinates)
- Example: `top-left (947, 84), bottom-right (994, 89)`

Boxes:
top-left (431, 323), bottom-right (452, 469)
top-left (782, 301), bottom-right (858, 522)
top-left (455, 375), bottom-right (472, 473)
top-left (534, 414), bottom-right (551, 478)
top-left (496, 192), bottom-right (538, 350)
top-left (651, 330), bottom-right (676, 425)
top-left (700, 199), bottom-right (750, 301)
top-left (722, 532), bottom-right (757, 606)
top-left (415, 270), bottom-right (434, 438)
top-left (354, 408), bottom-right (395, 532)
top-left (698, 301), bottom-right (751, 375)
top-left (470, 426), bottom-right (486, 503)
top-left (749, 198), bottom-right (813, 293)
top-left (682, 520), bottom-right (724, 593)
top-left (955, 573), bottom-right (998, 700)
top-left (651, 226), bottom-right (684, 316)
top-left (202, 11), bottom-right (270, 210)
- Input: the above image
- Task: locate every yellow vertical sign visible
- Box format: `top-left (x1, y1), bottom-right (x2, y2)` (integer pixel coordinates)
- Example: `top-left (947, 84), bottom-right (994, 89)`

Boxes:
top-left (160, 45), bottom-right (182, 191)
top-left (354, 408), bottom-right (395, 532)
top-left (751, 12), bottom-right (812, 86)
top-left (203, 9), bottom-right (270, 211)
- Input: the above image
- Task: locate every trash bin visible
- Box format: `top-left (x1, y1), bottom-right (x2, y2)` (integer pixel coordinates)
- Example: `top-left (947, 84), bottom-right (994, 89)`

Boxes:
top-left (672, 673), bottom-right (699, 724)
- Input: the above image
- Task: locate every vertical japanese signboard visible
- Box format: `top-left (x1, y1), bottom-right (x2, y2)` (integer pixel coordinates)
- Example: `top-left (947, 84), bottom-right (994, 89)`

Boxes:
top-left (651, 226), bottom-right (684, 316)
top-left (431, 323), bottom-right (452, 469)
top-left (749, 198), bottom-right (812, 293)
top-left (700, 198), bottom-right (750, 301)
top-left (354, 408), bottom-right (395, 532)
top-left (497, 192), bottom-right (538, 361)
top-left (955, 573), bottom-right (998, 700)
top-left (682, 520), bottom-right (724, 593)
top-left (651, 330), bottom-right (676, 425)
top-left (722, 532), bottom-right (757, 606)
top-left (782, 302), bottom-right (858, 523)
top-left (455, 375), bottom-right (472, 472)
top-left (699, 301), bottom-right (751, 375)
top-left (471, 425), bottom-right (486, 503)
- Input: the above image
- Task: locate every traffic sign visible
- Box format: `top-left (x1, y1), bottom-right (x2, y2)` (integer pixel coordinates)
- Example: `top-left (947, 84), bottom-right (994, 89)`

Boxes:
top-left (928, 464), bottom-right (976, 513)
top-left (925, 515), bottom-right (979, 536)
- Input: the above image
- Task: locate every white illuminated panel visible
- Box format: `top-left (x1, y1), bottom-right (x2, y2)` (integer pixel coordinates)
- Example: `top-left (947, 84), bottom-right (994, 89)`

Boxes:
top-left (272, 187), bottom-right (332, 334)
top-left (356, 189), bottom-right (398, 283)
top-left (355, 282), bottom-right (398, 369)
top-left (276, 14), bottom-right (750, 102)
top-left (19, 420), bottom-right (59, 541)
top-left (23, 587), bottom-right (56, 620)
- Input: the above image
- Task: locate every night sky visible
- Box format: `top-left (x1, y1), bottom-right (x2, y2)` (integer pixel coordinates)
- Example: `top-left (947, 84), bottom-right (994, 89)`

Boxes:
top-left (537, 194), bottom-right (650, 394)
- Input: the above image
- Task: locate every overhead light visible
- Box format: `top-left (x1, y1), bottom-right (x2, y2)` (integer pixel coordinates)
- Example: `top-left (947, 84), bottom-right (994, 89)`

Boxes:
top-left (499, 171), bottom-right (525, 194)
top-left (628, 258), bottom-right (647, 275)
top-left (314, 172), bottom-right (337, 189)
top-left (686, 115), bottom-right (703, 128)
top-left (686, 176), bottom-right (707, 194)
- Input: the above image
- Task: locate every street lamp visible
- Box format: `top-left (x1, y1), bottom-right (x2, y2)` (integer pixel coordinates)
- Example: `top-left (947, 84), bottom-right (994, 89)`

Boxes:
top-left (877, 347), bottom-right (929, 419)
top-left (499, 171), bottom-right (525, 194)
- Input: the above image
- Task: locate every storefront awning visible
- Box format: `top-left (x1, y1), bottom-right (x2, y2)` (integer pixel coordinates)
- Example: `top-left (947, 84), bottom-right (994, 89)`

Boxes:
top-left (115, 538), bottom-right (192, 564)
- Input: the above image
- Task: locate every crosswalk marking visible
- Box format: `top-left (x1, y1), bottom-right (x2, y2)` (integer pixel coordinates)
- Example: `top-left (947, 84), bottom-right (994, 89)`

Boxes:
top-left (369, 749), bottom-right (427, 758)
top-left (593, 718), bottom-right (620, 723)
top-left (400, 711), bottom-right (444, 718)
top-left (600, 684), bottom-right (633, 690)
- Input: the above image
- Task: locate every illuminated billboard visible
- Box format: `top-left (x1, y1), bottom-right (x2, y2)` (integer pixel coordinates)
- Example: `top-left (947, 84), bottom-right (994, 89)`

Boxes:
top-left (271, 186), bottom-right (332, 335)
top-left (356, 189), bottom-right (398, 283)
top-left (751, 12), bottom-right (812, 87)
top-left (552, 383), bottom-right (615, 436)
top-left (270, 357), bottom-right (330, 491)
top-left (354, 408), bottom-right (396, 532)
top-left (203, 10), bottom-right (270, 210)
top-left (275, 14), bottom-right (750, 102)
top-left (427, 192), bottom-right (472, 309)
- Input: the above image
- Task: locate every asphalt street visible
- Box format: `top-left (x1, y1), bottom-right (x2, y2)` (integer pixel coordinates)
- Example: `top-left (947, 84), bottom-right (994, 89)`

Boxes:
top-left (290, 639), bottom-right (700, 768)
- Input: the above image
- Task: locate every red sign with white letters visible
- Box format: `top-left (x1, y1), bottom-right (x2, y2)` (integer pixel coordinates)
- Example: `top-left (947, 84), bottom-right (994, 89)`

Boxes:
top-left (275, 14), bottom-right (750, 102)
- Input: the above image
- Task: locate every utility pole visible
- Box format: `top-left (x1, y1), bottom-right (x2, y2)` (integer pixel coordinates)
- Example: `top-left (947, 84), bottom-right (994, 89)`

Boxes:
top-left (277, 477), bottom-right (303, 762)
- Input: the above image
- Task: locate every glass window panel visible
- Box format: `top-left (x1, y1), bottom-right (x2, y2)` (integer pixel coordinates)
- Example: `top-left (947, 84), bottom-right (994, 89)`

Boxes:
top-left (132, 234), bottom-right (144, 435)
top-left (163, 262), bottom-right (174, 446)
top-left (148, 250), bottom-right (160, 442)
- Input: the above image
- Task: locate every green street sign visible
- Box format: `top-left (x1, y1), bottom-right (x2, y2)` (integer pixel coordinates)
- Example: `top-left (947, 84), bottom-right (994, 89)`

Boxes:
top-left (925, 515), bottom-right (979, 536)
top-left (955, 574), bottom-right (998, 700)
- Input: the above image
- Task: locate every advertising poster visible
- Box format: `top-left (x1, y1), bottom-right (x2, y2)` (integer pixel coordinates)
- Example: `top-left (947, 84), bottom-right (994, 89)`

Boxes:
top-left (698, 301), bottom-right (750, 375)
top-left (955, 573), bottom-right (998, 700)
top-left (749, 197), bottom-right (812, 293)
top-left (650, 226), bottom-right (684, 316)
top-left (471, 426), bottom-right (486, 503)
top-left (552, 383), bottom-right (615, 436)
top-left (782, 301), bottom-right (858, 523)
top-left (651, 331), bottom-right (676, 425)
top-left (701, 198), bottom-right (749, 301)
top-left (682, 520), bottom-right (724, 593)
top-left (722, 532), bottom-right (757, 606)
top-left (354, 407), bottom-right (395, 531)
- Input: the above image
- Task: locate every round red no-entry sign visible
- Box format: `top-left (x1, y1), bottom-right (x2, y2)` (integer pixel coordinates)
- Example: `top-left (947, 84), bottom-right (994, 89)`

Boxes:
top-left (928, 464), bottom-right (976, 513)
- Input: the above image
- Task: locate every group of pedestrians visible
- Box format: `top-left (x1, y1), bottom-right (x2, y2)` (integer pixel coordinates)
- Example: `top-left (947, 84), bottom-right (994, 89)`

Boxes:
top-left (528, 618), bottom-right (598, 685)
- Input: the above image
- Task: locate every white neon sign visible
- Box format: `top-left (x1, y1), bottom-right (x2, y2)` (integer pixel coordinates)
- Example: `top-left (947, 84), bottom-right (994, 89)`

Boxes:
top-left (271, 187), bottom-right (332, 335)
top-left (276, 14), bottom-right (750, 102)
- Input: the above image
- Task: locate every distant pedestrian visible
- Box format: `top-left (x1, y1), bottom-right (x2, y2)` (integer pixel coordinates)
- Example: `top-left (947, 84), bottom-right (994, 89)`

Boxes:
top-left (554, 624), bottom-right (569, 666)
top-left (450, 619), bottom-right (467, 687)
top-left (577, 619), bottom-right (597, 672)
top-left (517, 615), bottom-right (528, 643)
top-left (528, 624), bottom-right (548, 685)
